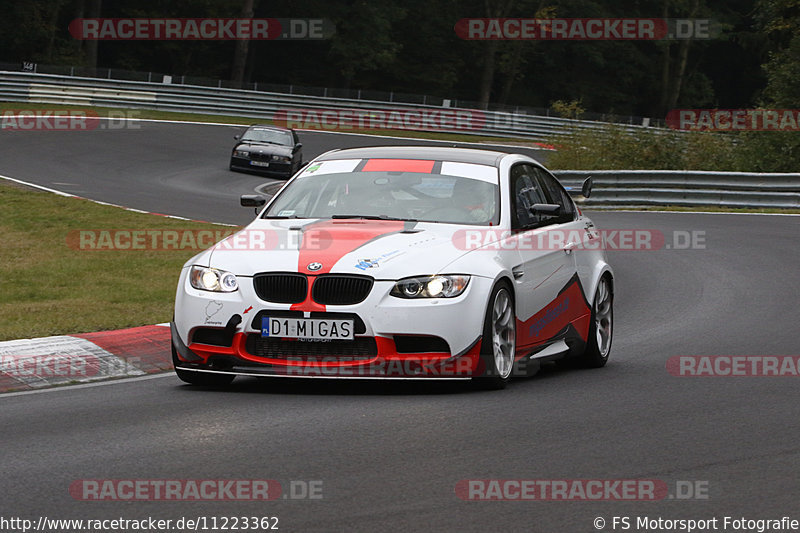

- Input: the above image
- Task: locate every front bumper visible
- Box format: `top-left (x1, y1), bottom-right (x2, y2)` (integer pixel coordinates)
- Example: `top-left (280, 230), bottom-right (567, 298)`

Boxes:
top-left (230, 156), bottom-right (292, 178)
top-left (173, 271), bottom-right (492, 378)
top-left (172, 325), bottom-right (482, 379)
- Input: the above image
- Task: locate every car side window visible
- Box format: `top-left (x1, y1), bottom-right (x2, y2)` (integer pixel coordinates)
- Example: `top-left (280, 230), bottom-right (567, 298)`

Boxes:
top-left (534, 167), bottom-right (575, 223)
top-left (510, 164), bottom-right (548, 229)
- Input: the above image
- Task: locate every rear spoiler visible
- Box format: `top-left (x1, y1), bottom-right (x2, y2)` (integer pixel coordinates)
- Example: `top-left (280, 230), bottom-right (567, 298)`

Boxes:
top-left (563, 176), bottom-right (593, 198)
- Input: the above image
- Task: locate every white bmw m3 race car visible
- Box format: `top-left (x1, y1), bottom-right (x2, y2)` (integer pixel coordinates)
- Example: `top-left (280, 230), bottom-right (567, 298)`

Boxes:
top-left (171, 146), bottom-right (614, 389)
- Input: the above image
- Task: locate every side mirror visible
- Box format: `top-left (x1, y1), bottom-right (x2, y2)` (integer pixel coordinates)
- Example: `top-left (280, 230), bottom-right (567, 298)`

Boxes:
top-left (233, 134), bottom-right (241, 140)
top-left (240, 195), bottom-right (266, 207)
top-left (530, 203), bottom-right (561, 216)
top-left (581, 176), bottom-right (593, 198)
top-left (295, 143), bottom-right (303, 150)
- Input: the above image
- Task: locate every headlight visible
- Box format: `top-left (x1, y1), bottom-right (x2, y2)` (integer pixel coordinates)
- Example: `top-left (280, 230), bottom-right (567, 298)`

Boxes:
top-left (190, 265), bottom-right (239, 292)
top-left (272, 154), bottom-right (291, 162)
top-left (233, 149), bottom-right (250, 158)
top-left (390, 275), bottom-right (470, 299)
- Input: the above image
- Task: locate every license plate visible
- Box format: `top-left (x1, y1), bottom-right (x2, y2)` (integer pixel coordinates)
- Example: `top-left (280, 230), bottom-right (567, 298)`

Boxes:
top-left (250, 161), bottom-right (270, 167)
top-left (261, 317), bottom-right (354, 340)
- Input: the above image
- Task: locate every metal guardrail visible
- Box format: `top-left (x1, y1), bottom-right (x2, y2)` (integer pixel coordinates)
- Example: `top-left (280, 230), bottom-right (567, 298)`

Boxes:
top-left (554, 170), bottom-right (800, 209)
top-left (1, 60), bottom-right (662, 126)
top-left (0, 71), bottom-right (651, 143)
top-left (1, 72), bottom-right (798, 209)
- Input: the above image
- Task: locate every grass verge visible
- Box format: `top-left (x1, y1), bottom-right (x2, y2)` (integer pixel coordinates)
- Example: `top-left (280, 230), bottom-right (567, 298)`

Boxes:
top-left (546, 123), bottom-right (800, 173)
top-left (0, 180), bottom-right (238, 341)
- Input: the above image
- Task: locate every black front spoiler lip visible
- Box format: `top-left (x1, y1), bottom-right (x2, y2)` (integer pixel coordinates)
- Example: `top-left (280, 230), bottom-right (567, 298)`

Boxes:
top-left (175, 365), bottom-right (471, 381)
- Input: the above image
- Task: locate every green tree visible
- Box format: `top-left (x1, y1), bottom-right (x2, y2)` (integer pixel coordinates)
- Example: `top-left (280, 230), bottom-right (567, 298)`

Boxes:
top-left (329, 0), bottom-right (406, 88)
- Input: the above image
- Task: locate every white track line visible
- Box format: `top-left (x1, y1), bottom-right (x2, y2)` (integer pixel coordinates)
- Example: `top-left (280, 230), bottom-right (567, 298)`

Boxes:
top-left (0, 173), bottom-right (77, 196)
top-left (0, 173), bottom-right (237, 225)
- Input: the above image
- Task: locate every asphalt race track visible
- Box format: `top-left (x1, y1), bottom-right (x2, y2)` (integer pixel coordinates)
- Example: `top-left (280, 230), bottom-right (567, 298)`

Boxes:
top-left (0, 120), bottom-right (547, 225)
top-left (2, 121), bottom-right (800, 532)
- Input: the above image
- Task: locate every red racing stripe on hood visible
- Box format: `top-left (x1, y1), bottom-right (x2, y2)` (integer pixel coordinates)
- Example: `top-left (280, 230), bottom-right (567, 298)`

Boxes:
top-left (291, 219), bottom-right (407, 312)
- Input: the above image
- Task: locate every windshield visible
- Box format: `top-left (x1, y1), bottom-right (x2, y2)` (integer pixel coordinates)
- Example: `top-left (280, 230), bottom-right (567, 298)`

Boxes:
top-left (263, 159), bottom-right (499, 225)
top-left (241, 128), bottom-right (293, 145)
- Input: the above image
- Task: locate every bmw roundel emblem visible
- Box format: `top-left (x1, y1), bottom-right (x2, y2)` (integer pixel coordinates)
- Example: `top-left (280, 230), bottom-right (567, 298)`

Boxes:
top-left (307, 262), bottom-right (322, 271)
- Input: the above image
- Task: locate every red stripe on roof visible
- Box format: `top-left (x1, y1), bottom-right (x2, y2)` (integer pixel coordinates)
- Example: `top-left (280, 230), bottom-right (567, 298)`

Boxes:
top-left (362, 159), bottom-right (435, 173)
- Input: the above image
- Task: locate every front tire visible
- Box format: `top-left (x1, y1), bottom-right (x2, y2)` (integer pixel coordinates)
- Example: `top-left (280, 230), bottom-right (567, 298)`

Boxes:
top-left (576, 276), bottom-right (613, 368)
top-left (172, 343), bottom-right (235, 386)
top-left (473, 284), bottom-right (516, 390)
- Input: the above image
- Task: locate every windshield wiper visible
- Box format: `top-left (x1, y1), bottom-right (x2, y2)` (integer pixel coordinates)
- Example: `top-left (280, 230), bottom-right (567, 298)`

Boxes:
top-left (331, 215), bottom-right (417, 221)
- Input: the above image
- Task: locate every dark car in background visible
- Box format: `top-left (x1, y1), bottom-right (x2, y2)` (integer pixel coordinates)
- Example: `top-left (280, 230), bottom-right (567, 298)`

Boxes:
top-left (229, 125), bottom-right (303, 178)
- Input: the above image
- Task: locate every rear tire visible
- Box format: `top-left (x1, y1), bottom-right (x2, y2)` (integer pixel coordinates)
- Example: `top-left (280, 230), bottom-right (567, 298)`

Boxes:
top-left (172, 343), bottom-right (235, 386)
top-left (473, 283), bottom-right (516, 390)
